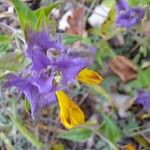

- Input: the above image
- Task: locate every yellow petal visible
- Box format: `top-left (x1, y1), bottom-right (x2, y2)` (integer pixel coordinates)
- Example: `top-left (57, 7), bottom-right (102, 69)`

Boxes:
top-left (125, 144), bottom-right (136, 150)
top-left (76, 68), bottom-right (103, 85)
top-left (56, 91), bottom-right (85, 129)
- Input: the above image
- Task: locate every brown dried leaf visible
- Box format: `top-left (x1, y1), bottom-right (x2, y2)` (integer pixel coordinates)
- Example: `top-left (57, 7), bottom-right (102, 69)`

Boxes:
top-left (109, 56), bottom-right (137, 82)
top-left (66, 7), bottom-right (86, 35)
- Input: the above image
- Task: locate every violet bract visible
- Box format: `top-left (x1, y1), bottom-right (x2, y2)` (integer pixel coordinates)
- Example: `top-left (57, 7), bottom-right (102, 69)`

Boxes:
top-left (136, 90), bottom-right (150, 113)
top-left (116, 0), bottom-right (144, 28)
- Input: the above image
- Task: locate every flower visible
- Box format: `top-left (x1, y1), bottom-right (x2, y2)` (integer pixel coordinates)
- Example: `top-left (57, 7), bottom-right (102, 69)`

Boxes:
top-left (124, 143), bottom-right (136, 150)
top-left (77, 68), bottom-right (103, 85)
top-left (5, 28), bottom-right (103, 128)
top-left (5, 74), bottom-right (56, 119)
top-left (51, 54), bottom-right (91, 85)
top-left (56, 91), bottom-right (85, 129)
top-left (136, 90), bottom-right (150, 113)
top-left (116, 0), bottom-right (144, 28)
top-left (25, 29), bottom-right (92, 85)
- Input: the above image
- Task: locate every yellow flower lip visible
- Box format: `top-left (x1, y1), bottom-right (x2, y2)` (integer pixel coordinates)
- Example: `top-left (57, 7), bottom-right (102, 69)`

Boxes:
top-left (76, 68), bottom-right (103, 85)
top-left (56, 91), bottom-right (85, 129)
top-left (124, 143), bottom-right (136, 150)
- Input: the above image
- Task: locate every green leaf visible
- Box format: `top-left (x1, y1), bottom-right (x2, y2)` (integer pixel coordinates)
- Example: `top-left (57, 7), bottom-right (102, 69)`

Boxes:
top-left (10, 115), bottom-right (44, 148)
top-left (35, 10), bottom-right (45, 31)
top-left (0, 43), bottom-right (11, 52)
top-left (90, 85), bottom-right (111, 101)
top-left (63, 35), bottom-right (82, 45)
top-left (99, 7), bottom-right (119, 40)
top-left (102, 0), bottom-right (115, 8)
top-left (25, 99), bottom-right (30, 113)
top-left (12, 0), bottom-right (37, 30)
top-left (0, 34), bottom-right (11, 43)
top-left (134, 135), bottom-right (150, 148)
top-left (0, 34), bottom-right (12, 52)
top-left (122, 116), bottom-right (138, 136)
top-left (0, 52), bottom-right (25, 72)
top-left (139, 46), bottom-right (148, 57)
top-left (53, 144), bottom-right (64, 150)
top-left (129, 68), bottom-right (150, 89)
top-left (0, 132), bottom-right (13, 150)
top-left (96, 141), bottom-right (111, 150)
top-left (128, 0), bottom-right (150, 6)
top-left (100, 115), bottom-right (121, 143)
top-left (58, 128), bottom-right (93, 142)
top-left (12, 0), bottom-right (61, 31)
top-left (34, 2), bottom-right (62, 30)
top-left (95, 40), bottom-right (115, 68)
top-left (82, 37), bottom-right (92, 45)
top-left (34, 2), bottom-right (61, 17)
top-left (128, 0), bottom-right (140, 5)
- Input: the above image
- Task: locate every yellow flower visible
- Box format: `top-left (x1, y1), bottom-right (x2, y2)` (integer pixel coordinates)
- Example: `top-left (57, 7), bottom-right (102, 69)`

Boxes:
top-left (56, 91), bottom-right (85, 129)
top-left (125, 144), bottom-right (136, 150)
top-left (76, 68), bottom-right (103, 85)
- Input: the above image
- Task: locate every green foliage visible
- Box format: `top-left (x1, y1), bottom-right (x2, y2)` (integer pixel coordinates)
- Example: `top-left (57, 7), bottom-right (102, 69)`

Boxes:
top-left (100, 115), bottom-right (121, 143)
top-left (134, 135), bottom-right (150, 148)
top-left (12, 0), bottom-right (36, 30)
top-left (128, 0), bottom-right (141, 5)
top-left (102, 0), bottom-right (116, 8)
top-left (63, 34), bottom-right (92, 45)
top-left (10, 115), bottom-right (44, 148)
top-left (63, 35), bottom-right (82, 45)
top-left (34, 2), bottom-right (61, 16)
top-left (0, 52), bottom-right (26, 77)
top-left (58, 128), bottom-right (93, 142)
top-left (99, 7), bottom-right (119, 40)
top-left (90, 85), bottom-right (111, 101)
top-left (139, 46), bottom-right (148, 57)
top-left (53, 144), bottom-right (64, 150)
top-left (95, 40), bottom-right (115, 69)
top-left (96, 141), bottom-right (112, 150)
top-left (12, 0), bottom-right (61, 31)
top-left (0, 34), bottom-right (12, 53)
top-left (128, 0), bottom-right (150, 6)
top-left (35, 10), bottom-right (46, 31)
top-left (24, 99), bottom-right (30, 114)
top-left (122, 115), bottom-right (139, 136)
top-left (34, 2), bottom-right (62, 30)
top-left (0, 132), bottom-right (13, 150)
top-left (129, 68), bottom-right (150, 89)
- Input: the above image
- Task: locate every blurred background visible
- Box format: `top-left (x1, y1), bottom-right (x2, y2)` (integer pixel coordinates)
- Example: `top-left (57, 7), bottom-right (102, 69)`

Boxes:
top-left (0, 0), bottom-right (150, 149)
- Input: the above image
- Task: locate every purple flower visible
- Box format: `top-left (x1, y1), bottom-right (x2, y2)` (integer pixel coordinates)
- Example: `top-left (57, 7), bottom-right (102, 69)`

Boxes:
top-left (31, 71), bottom-right (54, 94)
top-left (5, 29), bottom-right (94, 119)
top-left (26, 29), bottom-right (92, 85)
top-left (136, 90), bottom-right (150, 113)
top-left (26, 32), bottom-right (64, 72)
top-left (116, 0), bottom-right (129, 11)
top-left (52, 55), bottom-right (91, 84)
top-left (5, 74), bottom-right (56, 119)
top-left (116, 0), bottom-right (144, 28)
